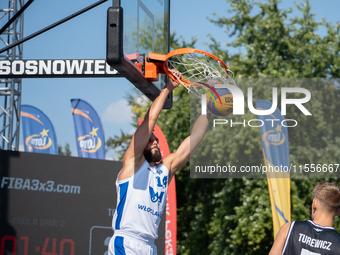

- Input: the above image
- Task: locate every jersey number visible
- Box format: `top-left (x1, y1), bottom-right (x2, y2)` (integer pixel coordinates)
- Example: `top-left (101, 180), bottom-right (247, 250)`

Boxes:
top-left (149, 176), bottom-right (167, 204)
top-left (300, 248), bottom-right (320, 255)
top-left (156, 176), bottom-right (168, 187)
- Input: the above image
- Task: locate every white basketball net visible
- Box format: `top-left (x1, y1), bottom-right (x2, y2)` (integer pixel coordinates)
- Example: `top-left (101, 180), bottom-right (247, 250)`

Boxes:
top-left (166, 52), bottom-right (236, 98)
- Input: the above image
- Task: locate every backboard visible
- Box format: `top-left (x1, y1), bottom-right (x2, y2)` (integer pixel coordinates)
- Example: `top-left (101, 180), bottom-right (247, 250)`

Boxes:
top-left (107, 0), bottom-right (172, 108)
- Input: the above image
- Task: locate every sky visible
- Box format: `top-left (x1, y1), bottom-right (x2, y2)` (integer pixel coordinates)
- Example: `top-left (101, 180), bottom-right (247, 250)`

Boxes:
top-left (1, 0), bottom-right (339, 159)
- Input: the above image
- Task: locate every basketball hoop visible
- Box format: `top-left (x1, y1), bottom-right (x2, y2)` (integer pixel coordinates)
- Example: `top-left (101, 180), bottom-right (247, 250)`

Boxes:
top-left (146, 48), bottom-right (236, 99)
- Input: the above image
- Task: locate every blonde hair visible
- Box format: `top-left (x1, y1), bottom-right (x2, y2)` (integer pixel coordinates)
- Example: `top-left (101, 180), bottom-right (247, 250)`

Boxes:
top-left (313, 181), bottom-right (340, 216)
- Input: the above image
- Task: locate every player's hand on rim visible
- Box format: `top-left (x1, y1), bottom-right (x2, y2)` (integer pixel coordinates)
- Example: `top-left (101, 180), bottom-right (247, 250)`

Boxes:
top-left (166, 69), bottom-right (181, 90)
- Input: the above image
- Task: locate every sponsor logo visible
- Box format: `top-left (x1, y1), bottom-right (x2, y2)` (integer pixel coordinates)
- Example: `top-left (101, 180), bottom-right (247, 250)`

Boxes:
top-left (0, 59), bottom-right (118, 77)
top-left (72, 108), bottom-right (103, 155)
top-left (25, 129), bottom-right (52, 151)
top-left (149, 186), bottom-right (165, 204)
top-left (262, 124), bottom-right (285, 147)
top-left (21, 111), bottom-right (54, 151)
top-left (137, 204), bottom-right (162, 218)
top-left (77, 127), bottom-right (102, 153)
top-left (25, 128), bottom-right (53, 151)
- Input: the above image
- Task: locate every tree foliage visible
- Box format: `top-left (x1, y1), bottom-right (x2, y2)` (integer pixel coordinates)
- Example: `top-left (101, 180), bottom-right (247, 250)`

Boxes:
top-left (202, 1), bottom-right (340, 254)
top-left (105, 0), bottom-right (340, 254)
top-left (58, 143), bottom-right (71, 156)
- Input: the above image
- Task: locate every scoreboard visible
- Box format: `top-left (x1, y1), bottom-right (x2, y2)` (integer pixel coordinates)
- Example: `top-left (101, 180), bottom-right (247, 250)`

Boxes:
top-left (0, 150), bottom-right (165, 255)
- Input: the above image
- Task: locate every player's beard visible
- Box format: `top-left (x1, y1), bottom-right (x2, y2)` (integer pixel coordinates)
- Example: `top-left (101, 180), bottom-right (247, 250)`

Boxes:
top-left (144, 147), bottom-right (162, 163)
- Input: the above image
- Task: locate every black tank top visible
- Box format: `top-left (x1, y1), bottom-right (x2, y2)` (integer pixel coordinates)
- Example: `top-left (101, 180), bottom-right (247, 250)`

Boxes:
top-left (282, 220), bottom-right (340, 255)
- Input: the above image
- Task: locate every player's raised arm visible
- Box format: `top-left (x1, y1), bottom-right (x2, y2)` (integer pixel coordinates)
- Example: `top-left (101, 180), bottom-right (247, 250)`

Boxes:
top-left (119, 78), bottom-right (179, 180)
top-left (164, 112), bottom-right (211, 182)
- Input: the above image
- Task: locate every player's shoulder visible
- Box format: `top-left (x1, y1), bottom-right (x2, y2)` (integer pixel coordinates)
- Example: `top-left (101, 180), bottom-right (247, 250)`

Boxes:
top-left (302, 220), bottom-right (340, 238)
top-left (275, 222), bottom-right (291, 241)
top-left (161, 153), bottom-right (175, 170)
top-left (119, 156), bottom-right (147, 181)
top-left (281, 222), bottom-right (292, 233)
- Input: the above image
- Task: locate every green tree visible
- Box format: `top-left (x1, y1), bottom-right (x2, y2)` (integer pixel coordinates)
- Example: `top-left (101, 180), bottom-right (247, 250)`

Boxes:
top-left (204, 0), bottom-right (340, 254)
top-left (58, 143), bottom-right (71, 156)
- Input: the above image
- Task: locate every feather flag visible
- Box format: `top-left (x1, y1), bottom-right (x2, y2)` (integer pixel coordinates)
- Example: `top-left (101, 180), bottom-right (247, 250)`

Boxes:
top-left (71, 99), bottom-right (105, 159)
top-left (21, 105), bottom-right (58, 154)
top-left (256, 100), bottom-right (290, 238)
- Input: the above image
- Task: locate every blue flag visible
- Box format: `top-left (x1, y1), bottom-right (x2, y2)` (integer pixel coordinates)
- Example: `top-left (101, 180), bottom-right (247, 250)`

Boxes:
top-left (71, 99), bottom-right (105, 159)
top-left (256, 100), bottom-right (289, 169)
top-left (256, 100), bottom-right (290, 238)
top-left (21, 105), bottom-right (58, 154)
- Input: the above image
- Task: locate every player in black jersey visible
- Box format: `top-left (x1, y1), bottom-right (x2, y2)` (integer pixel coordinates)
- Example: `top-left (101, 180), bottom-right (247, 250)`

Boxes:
top-left (269, 181), bottom-right (340, 255)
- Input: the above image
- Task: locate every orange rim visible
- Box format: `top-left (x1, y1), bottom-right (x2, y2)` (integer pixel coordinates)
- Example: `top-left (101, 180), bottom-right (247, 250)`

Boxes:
top-left (163, 48), bottom-right (229, 87)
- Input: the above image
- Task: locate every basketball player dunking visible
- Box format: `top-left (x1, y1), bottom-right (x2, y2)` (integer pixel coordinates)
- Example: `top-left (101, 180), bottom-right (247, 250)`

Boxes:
top-left (108, 74), bottom-right (211, 255)
top-left (269, 181), bottom-right (340, 255)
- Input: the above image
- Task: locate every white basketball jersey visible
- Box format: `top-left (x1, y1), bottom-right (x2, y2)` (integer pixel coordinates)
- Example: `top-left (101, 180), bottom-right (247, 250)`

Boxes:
top-left (112, 160), bottom-right (169, 241)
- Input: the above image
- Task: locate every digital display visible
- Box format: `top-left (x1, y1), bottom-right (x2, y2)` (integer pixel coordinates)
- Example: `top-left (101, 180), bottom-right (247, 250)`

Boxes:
top-left (0, 150), bottom-right (165, 254)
